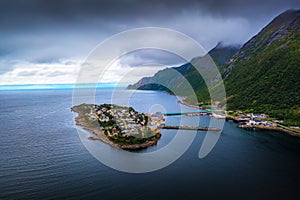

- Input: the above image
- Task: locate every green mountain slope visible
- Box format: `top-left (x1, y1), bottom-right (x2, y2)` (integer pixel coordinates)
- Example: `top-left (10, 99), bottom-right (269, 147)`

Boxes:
top-left (127, 42), bottom-right (239, 99)
top-left (224, 9), bottom-right (300, 125)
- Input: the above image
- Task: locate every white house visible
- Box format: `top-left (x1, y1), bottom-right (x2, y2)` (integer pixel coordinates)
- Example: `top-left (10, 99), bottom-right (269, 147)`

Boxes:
top-left (249, 119), bottom-right (267, 125)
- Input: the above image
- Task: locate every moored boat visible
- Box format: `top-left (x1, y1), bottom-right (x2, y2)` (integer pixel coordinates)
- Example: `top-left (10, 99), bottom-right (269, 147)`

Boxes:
top-left (211, 113), bottom-right (226, 119)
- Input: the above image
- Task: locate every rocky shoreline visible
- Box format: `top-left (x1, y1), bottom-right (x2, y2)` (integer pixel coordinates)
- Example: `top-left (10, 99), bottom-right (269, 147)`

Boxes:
top-left (71, 104), bottom-right (161, 150)
top-left (238, 123), bottom-right (300, 138)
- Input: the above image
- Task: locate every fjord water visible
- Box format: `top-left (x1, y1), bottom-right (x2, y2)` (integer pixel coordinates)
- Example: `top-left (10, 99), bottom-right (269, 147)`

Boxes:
top-left (1, 89), bottom-right (300, 199)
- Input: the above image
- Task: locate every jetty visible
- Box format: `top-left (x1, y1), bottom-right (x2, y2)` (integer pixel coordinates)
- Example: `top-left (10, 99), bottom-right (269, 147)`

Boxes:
top-left (163, 111), bottom-right (210, 116)
top-left (160, 125), bottom-right (220, 131)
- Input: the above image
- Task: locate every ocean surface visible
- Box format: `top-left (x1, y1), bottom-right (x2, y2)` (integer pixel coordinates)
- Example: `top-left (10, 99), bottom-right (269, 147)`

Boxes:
top-left (1, 88), bottom-right (300, 199)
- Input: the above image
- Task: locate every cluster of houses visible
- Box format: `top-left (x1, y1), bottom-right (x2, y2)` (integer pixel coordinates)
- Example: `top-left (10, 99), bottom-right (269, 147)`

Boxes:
top-left (90, 104), bottom-right (163, 137)
top-left (149, 112), bottom-right (165, 128)
top-left (231, 112), bottom-right (278, 127)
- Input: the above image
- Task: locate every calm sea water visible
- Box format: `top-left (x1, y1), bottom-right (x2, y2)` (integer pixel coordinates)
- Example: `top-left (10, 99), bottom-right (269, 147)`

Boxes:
top-left (0, 89), bottom-right (300, 199)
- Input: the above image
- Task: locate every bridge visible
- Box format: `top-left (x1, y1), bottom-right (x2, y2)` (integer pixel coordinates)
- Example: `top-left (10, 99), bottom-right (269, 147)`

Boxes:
top-left (160, 125), bottom-right (220, 131)
top-left (162, 111), bottom-right (211, 116)
top-left (158, 111), bottom-right (220, 132)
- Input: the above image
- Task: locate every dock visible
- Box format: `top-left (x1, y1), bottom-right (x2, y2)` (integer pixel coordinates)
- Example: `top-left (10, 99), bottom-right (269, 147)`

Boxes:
top-left (160, 125), bottom-right (220, 131)
top-left (163, 111), bottom-right (210, 116)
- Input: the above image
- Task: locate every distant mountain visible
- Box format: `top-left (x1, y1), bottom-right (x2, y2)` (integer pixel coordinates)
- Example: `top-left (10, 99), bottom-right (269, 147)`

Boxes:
top-left (128, 9), bottom-right (300, 125)
top-left (209, 42), bottom-right (240, 68)
top-left (224, 9), bottom-right (300, 125)
top-left (127, 42), bottom-right (239, 98)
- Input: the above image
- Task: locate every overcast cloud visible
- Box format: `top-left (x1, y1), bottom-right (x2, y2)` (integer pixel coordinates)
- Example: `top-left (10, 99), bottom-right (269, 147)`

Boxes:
top-left (0, 0), bottom-right (299, 85)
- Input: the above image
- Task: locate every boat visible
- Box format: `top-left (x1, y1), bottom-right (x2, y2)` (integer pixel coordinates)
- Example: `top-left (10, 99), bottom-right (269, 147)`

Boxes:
top-left (211, 113), bottom-right (226, 119)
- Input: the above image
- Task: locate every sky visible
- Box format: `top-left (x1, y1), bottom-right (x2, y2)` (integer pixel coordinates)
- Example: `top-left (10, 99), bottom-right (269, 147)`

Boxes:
top-left (0, 0), bottom-right (299, 86)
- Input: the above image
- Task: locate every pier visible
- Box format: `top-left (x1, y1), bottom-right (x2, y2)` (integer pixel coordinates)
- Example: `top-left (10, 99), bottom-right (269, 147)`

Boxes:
top-left (160, 125), bottom-right (220, 131)
top-left (163, 111), bottom-right (210, 116)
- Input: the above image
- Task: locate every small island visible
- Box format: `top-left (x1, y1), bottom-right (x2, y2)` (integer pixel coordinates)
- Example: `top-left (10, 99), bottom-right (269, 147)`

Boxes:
top-left (72, 103), bottom-right (164, 150)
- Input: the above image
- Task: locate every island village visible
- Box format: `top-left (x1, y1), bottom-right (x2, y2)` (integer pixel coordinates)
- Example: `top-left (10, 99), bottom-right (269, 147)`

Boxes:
top-left (87, 104), bottom-right (164, 143)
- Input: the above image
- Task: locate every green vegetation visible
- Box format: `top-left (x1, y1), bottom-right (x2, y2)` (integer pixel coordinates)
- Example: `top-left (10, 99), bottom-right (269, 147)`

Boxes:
top-left (224, 10), bottom-right (300, 126)
top-left (127, 43), bottom-right (238, 103)
top-left (73, 104), bottom-right (101, 129)
top-left (107, 133), bottom-right (161, 145)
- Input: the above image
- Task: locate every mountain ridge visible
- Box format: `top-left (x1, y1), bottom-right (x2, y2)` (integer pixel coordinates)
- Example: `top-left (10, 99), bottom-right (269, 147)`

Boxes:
top-left (127, 42), bottom-right (239, 98)
top-left (128, 9), bottom-right (300, 125)
top-left (223, 9), bottom-right (300, 125)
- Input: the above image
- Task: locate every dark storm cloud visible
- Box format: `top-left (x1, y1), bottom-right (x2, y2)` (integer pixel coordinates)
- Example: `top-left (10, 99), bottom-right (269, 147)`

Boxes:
top-left (1, 0), bottom-right (299, 30)
top-left (0, 0), bottom-right (299, 80)
top-left (119, 49), bottom-right (187, 67)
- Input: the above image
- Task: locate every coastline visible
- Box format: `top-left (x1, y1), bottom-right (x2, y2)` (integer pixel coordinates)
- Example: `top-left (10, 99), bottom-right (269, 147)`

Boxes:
top-left (238, 123), bottom-right (300, 138)
top-left (177, 99), bottom-right (202, 109)
top-left (177, 98), bottom-right (300, 138)
top-left (71, 104), bottom-right (161, 150)
top-left (72, 105), bottom-right (120, 148)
